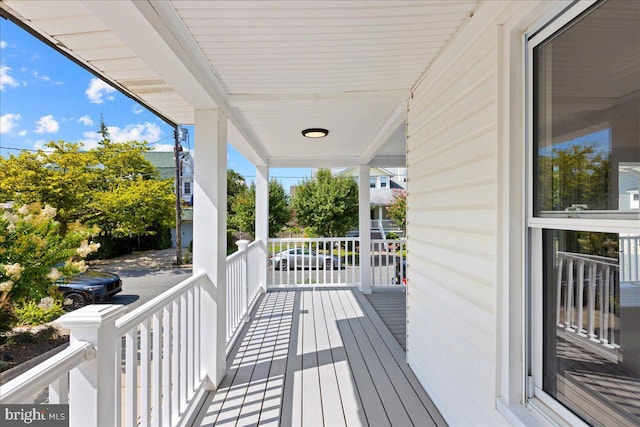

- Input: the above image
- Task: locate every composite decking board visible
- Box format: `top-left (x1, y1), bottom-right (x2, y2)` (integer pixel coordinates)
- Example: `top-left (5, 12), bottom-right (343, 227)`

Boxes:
top-left (301, 290), bottom-right (324, 426)
top-left (259, 291), bottom-right (295, 426)
top-left (319, 290), bottom-right (368, 427)
top-left (342, 292), bottom-right (436, 427)
top-left (280, 291), bottom-right (303, 427)
top-left (354, 291), bottom-right (447, 426)
top-left (238, 291), bottom-right (286, 426)
top-left (328, 290), bottom-right (392, 427)
top-left (193, 292), bottom-right (268, 427)
top-left (194, 289), bottom-right (445, 426)
top-left (336, 290), bottom-right (412, 426)
top-left (364, 292), bottom-right (407, 350)
top-left (311, 290), bottom-right (348, 427)
top-left (214, 293), bottom-right (275, 427)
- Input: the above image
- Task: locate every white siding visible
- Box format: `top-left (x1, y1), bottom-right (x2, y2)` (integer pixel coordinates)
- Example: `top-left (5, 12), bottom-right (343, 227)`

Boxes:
top-left (406, 1), bottom-right (517, 424)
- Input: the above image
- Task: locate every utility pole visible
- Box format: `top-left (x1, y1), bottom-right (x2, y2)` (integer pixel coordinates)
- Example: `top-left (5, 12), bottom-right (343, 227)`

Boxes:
top-left (174, 128), bottom-right (183, 266)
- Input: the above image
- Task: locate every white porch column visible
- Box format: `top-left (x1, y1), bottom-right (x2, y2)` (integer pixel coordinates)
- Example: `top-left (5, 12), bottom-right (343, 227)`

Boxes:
top-left (255, 165), bottom-right (269, 292)
top-left (193, 109), bottom-right (227, 389)
top-left (359, 165), bottom-right (372, 293)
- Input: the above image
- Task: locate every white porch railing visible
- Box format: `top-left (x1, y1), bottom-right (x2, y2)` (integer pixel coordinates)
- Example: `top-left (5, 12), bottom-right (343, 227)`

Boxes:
top-left (556, 251), bottom-right (620, 357)
top-left (268, 238), bottom-right (360, 287)
top-left (226, 240), bottom-right (263, 346)
top-left (268, 237), bottom-right (406, 287)
top-left (0, 241), bottom-right (265, 427)
top-left (371, 238), bottom-right (406, 287)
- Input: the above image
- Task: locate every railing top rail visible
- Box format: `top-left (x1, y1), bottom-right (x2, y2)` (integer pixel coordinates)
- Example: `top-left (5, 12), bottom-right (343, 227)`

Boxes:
top-left (115, 272), bottom-right (207, 333)
top-left (558, 251), bottom-right (618, 267)
top-left (371, 238), bottom-right (406, 243)
top-left (247, 239), bottom-right (261, 250)
top-left (226, 249), bottom-right (245, 263)
top-left (0, 341), bottom-right (94, 404)
top-left (269, 237), bottom-right (359, 243)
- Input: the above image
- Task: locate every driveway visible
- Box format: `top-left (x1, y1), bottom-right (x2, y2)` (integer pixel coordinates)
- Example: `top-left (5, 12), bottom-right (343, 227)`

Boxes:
top-left (89, 248), bottom-right (192, 311)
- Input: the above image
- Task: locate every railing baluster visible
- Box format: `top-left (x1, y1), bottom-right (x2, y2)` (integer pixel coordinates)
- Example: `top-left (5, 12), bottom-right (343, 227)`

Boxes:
top-left (602, 266), bottom-right (610, 345)
top-left (151, 312), bottom-right (162, 427)
top-left (48, 374), bottom-right (68, 404)
top-left (171, 298), bottom-right (180, 424)
top-left (125, 328), bottom-right (138, 427)
top-left (140, 319), bottom-right (151, 427)
top-left (162, 304), bottom-right (172, 425)
top-left (556, 256), bottom-right (564, 327)
top-left (588, 263), bottom-right (597, 341)
top-left (576, 260), bottom-right (584, 334)
top-left (115, 333), bottom-right (123, 426)
top-left (565, 259), bottom-right (575, 330)
top-left (187, 288), bottom-right (194, 398)
top-left (179, 293), bottom-right (187, 411)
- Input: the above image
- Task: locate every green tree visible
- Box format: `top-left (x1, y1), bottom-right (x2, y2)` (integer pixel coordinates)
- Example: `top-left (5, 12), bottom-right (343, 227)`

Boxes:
top-left (227, 169), bottom-right (247, 221)
top-left (386, 190), bottom-right (406, 232)
top-left (231, 180), bottom-right (291, 238)
top-left (0, 140), bottom-right (174, 241)
top-left (537, 144), bottom-right (611, 212)
top-left (291, 169), bottom-right (359, 237)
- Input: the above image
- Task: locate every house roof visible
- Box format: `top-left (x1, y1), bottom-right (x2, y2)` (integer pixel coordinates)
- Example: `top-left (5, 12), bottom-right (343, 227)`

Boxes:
top-left (0, 0), bottom-right (479, 168)
top-left (370, 188), bottom-right (402, 206)
top-left (142, 152), bottom-right (175, 180)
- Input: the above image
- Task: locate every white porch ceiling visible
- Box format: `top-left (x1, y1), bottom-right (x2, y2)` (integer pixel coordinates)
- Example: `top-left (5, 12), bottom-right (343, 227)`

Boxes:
top-left (0, 0), bottom-right (479, 167)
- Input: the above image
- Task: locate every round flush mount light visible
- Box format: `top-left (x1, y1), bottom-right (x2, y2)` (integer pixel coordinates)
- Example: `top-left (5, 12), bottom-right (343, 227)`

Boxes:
top-left (301, 128), bottom-right (329, 138)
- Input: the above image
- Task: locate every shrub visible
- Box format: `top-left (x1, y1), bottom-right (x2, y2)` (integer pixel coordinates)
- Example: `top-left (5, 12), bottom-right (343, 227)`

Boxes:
top-left (13, 298), bottom-right (66, 326)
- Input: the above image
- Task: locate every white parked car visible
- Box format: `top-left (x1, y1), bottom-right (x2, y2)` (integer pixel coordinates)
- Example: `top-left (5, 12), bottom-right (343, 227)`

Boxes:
top-left (270, 248), bottom-right (341, 271)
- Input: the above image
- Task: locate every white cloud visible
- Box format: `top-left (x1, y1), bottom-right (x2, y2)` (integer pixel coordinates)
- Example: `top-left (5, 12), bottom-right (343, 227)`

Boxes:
top-left (82, 122), bottom-right (163, 149)
top-left (153, 144), bottom-right (174, 152)
top-left (85, 78), bottom-right (116, 104)
top-left (132, 104), bottom-right (144, 115)
top-left (34, 115), bottom-right (60, 134)
top-left (78, 115), bottom-right (94, 126)
top-left (0, 66), bottom-right (20, 91)
top-left (33, 140), bottom-right (54, 152)
top-left (0, 41), bottom-right (7, 49)
top-left (31, 70), bottom-right (63, 85)
top-left (18, 130), bottom-right (27, 136)
top-left (0, 113), bottom-right (21, 134)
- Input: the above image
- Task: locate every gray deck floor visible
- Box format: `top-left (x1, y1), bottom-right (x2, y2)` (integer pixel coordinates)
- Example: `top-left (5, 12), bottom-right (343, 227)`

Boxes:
top-left (364, 291), bottom-right (406, 351)
top-left (193, 289), bottom-right (445, 426)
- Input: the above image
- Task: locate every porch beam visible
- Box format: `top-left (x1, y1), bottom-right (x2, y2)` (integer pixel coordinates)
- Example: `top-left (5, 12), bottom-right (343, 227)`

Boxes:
top-left (360, 102), bottom-right (407, 165)
top-left (359, 165), bottom-right (372, 293)
top-left (193, 109), bottom-right (227, 389)
top-left (255, 165), bottom-right (269, 292)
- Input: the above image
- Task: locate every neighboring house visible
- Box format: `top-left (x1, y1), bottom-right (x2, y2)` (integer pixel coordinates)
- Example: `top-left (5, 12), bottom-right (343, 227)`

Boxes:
top-left (142, 151), bottom-right (194, 247)
top-left (142, 151), bottom-right (194, 203)
top-left (333, 166), bottom-right (406, 237)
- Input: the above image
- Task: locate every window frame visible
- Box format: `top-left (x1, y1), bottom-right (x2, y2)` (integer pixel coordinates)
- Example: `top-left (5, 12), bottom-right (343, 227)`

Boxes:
top-left (525, 0), bottom-right (639, 422)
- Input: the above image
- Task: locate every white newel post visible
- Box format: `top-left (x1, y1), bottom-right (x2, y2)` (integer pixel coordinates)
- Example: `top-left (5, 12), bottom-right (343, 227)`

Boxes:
top-left (194, 109), bottom-right (227, 389)
top-left (359, 165), bottom-right (372, 293)
top-left (55, 304), bottom-right (127, 427)
top-left (255, 165), bottom-right (269, 292)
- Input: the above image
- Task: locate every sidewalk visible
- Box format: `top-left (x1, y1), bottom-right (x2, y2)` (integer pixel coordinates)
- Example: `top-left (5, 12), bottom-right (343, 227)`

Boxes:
top-left (89, 248), bottom-right (192, 271)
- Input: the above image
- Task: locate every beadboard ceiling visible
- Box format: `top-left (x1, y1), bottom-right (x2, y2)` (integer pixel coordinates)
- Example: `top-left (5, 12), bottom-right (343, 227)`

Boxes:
top-left (0, 0), bottom-right (479, 167)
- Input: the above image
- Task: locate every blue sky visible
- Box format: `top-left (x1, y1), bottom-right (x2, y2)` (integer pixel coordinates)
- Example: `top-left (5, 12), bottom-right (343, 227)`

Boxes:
top-left (0, 19), bottom-right (309, 191)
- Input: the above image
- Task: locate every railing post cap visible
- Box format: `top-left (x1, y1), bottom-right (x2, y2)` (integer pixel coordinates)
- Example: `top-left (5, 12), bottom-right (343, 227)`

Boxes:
top-left (55, 304), bottom-right (127, 328)
top-left (236, 239), bottom-right (250, 250)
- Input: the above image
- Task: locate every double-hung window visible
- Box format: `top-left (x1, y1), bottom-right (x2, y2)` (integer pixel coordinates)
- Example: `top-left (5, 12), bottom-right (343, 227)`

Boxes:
top-left (528, 1), bottom-right (640, 424)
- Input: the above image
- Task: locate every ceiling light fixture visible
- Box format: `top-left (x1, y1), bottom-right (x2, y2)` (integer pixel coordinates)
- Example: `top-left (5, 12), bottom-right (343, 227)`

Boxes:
top-left (302, 128), bottom-right (329, 138)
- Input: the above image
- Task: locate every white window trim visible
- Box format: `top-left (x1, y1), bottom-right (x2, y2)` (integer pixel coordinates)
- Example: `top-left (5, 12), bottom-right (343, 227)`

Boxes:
top-left (525, 1), bottom-right (637, 424)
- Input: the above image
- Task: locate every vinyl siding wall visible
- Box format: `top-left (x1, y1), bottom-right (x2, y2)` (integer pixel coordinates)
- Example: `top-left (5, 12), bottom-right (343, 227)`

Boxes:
top-left (406, 1), bottom-right (560, 424)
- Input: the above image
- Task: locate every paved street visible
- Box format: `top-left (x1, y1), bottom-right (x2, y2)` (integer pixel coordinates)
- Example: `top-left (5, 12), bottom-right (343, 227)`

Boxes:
top-left (89, 248), bottom-right (192, 311)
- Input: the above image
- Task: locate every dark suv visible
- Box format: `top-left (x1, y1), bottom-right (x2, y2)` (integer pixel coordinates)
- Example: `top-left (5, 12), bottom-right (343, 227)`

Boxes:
top-left (57, 270), bottom-right (123, 310)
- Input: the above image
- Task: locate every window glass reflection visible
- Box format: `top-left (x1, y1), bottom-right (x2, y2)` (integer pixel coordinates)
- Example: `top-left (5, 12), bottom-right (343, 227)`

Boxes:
top-left (543, 229), bottom-right (640, 425)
